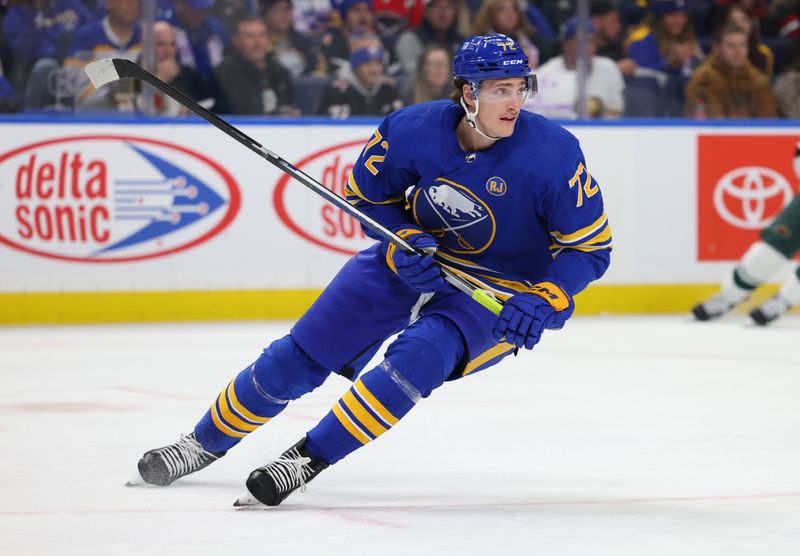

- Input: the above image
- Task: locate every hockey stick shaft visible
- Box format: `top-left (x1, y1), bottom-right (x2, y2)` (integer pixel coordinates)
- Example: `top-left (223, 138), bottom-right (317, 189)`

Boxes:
top-left (84, 58), bottom-right (503, 315)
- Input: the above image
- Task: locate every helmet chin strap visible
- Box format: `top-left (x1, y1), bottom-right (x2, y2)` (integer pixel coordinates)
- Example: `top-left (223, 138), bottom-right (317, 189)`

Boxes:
top-left (460, 95), bottom-right (501, 142)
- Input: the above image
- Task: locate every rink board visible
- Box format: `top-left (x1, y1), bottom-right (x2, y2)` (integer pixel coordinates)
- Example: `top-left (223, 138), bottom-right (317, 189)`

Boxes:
top-left (0, 117), bottom-right (797, 323)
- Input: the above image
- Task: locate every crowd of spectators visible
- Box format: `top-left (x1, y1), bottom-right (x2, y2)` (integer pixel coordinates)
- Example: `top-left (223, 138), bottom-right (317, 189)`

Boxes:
top-left (0, 0), bottom-right (797, 118)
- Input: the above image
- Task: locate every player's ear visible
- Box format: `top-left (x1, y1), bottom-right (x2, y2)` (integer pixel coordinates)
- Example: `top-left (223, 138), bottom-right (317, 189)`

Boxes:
top-left (462, 83), bottom-right (474, 108)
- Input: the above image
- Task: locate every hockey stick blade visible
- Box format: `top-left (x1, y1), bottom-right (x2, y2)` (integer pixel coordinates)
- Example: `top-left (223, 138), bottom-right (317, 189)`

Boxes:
top-left (85, 58), bottom-right (503, 316)
top-left (85, 58), bottom-right (121, 88)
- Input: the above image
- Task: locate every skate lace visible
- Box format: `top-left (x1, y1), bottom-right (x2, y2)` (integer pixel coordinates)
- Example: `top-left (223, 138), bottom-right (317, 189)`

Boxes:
top-left (160, 434), bottom-right (217, 478)
top-left (269, 448), bottom-right (312, 494)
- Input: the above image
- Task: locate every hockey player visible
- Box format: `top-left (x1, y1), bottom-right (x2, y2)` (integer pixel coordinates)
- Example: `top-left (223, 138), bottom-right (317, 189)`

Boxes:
top-left (693, 146), bottom-right (800, 325)
top-left (129, 34), bottom-right (612, 507)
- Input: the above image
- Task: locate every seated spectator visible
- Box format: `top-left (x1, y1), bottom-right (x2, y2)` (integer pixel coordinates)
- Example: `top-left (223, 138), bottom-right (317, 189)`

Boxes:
top-left (394, 0), bottom-right (463, 76)
top-left (321, 0), bottom-right (380, 73)
top-left (65, 0), bottom-right (142, 110)
top-left (263, 0), bottom-right (326, 77)
top-left (3, 0), bottom-right (94, 108)
top-left (213, 15), bottom-right (296, 115)
top-left (148, 20), bottom-right (211, 114)
top-left (523, 17), bottom-right (625, 119)
top-left (402, 43), bottom-right (451, 104)
top-left (626, 0), bottom-right (704, 77)
top-left (471, 0), bottom-right (541, 68)
top-left (684, 23), bottom-right (776, 118)
top-left (66, 0), bottom-right (140, 62)
top-left (773, 43), bottom-right (800, 118)
top-left (713, 3), bottom-right (774, 76)
top-left (316, 44), bottom-right (403, 117)
top-left (591, 0), bottom-right (637, 75)
top-left (169, 0), bottom-right (229, 77)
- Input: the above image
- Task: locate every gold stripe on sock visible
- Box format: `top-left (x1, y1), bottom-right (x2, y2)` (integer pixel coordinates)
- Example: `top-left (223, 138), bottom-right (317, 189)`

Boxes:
top-left (353, 379), bottom-right (399, 426)
top-left (226, 381), bottom-right (271, 423)
top-left (217, 389), bottom-right (260, 433)
top-left (210, 402), bottom-right (247, 438)
top-left (332, 403), bottom-right (371, 444)
top-left (342, 390), bottom-right (388, 437)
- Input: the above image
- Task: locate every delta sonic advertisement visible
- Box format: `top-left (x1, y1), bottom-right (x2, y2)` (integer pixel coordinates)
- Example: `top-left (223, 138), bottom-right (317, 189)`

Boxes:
top-left (0, 134), bottom-right (240, 263)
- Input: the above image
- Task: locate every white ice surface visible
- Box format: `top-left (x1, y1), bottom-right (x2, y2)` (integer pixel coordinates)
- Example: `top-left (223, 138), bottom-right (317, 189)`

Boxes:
top-left (1, 315), bottom-right (799, 555)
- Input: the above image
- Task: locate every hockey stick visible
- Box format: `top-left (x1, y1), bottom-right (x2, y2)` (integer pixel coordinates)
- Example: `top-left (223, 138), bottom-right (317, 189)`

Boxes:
top-left (85, 58), bottom-right (503, 315)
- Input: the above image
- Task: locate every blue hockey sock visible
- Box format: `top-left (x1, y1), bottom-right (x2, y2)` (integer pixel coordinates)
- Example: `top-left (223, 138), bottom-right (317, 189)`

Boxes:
top-left (306, 361), bottom-right (432, 464)
top-left (194, 364), bottom-right (285, 453)
top-left (305, 361), bottom-right (419, 464)
top-left (305, 315), bottom-right (464, 465)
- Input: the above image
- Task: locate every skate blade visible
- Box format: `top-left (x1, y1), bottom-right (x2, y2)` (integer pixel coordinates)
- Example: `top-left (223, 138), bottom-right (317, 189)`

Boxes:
top-left (125, 471), bottom-right (147, 487)
top-left (232, 491), bottom-right (263, 507)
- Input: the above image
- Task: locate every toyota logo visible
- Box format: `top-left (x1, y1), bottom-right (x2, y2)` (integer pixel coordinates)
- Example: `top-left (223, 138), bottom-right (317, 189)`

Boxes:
top-left (712, 166), bottom-right (794, 230)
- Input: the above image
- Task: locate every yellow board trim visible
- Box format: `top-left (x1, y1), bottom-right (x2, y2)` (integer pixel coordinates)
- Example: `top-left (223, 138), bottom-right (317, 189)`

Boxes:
top-left (0, 284), bottom-right (792, 325)
top-left (332, 403), bottom-right (371, 445)
top-left (353, 378), bottom-right (399, 426)
top-left (227, 381), bottom-right (271, 424)
top-left (342, 390), bottom-right (388, 437)
top-left (0, 289), bottom-right (322, 325)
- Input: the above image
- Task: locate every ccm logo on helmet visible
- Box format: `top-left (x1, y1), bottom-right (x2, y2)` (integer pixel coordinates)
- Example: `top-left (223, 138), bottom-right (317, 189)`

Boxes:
top-left (502, 59), bottom-right (524, 65)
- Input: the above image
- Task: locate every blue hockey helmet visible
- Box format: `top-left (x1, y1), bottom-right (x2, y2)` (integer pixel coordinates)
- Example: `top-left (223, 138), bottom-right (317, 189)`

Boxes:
top-left (453, 34), bottom-right (534, 86)
top-left (452, 34), bottom-right (536, 141)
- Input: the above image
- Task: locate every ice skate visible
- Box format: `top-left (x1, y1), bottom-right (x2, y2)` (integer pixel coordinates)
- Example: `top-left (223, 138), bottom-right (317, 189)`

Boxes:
top-left (127, 432), bottom-right (224, 487)
top-left (749, 295), bottom-right (791, 326)
top-left (233, 437), bottom-right (328, 507)
top-left (692, 292), bottom-right (745, 321)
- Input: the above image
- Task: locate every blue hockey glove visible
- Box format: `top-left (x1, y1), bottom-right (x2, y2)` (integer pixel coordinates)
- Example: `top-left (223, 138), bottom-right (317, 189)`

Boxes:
top-left (492, 282), bottom-right (574, 350)
top-left (387, 229), bottom-right (446, 293)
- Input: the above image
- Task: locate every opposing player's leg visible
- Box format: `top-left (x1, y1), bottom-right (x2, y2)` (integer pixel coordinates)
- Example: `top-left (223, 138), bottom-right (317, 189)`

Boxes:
top-left (237, 314), bottom-right (466, 506)
top-left (694, 194), bottom-right (800, 322)
top-left (692, 241), bottom-right (790, 321)
top-left (132, 246), bottom-right (420, 487)
top-left (750, 265), bottom-right (800, 325)
top-left (747, 197), bottom-right (800, 325)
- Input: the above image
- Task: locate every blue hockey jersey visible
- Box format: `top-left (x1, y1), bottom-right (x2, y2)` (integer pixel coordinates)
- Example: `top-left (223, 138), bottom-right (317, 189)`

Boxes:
top-left (344, 99), bottom-right (612, 300)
